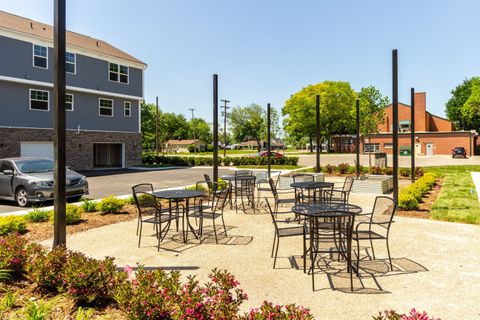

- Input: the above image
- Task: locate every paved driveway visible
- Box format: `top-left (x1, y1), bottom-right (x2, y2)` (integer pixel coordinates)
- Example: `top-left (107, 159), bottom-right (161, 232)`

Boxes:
top-left (0, 167), bottom-right (232, 214)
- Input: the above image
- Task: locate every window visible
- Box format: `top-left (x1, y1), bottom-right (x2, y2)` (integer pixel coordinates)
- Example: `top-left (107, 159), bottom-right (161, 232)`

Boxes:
top-left (65, 52), bottom-right (76, 73)
top-left (399, 120), bottom-right (411, 133)
top-left (124, 101), bottom-right (131, 117)
top-left (99, 99), bottom-right (113, 117)
top-left (66, 94), bottom-right (74, 111)
top-left (384, 143), bottom-right (393, 149)
top-left (109, 62), bottom-right (128, 83)
top-left (33, 44), bottom-right (48, 68)
top-left (364, 143), bottom-right (380, 153)
top-left (341, 138), bottom-right (352, 146)
top-left (30, 89), bottom-right (49, 111)
top-left (0, 161), bottom-right (14, 173)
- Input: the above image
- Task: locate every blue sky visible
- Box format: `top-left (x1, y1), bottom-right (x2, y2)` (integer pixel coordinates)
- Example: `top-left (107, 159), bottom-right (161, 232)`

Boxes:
top-left (1, 0), bottom-right (479, 123)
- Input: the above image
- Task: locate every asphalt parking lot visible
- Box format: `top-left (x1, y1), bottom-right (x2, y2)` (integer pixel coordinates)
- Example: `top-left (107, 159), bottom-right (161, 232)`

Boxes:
top-left (0, 167), bottom-right (232, 214)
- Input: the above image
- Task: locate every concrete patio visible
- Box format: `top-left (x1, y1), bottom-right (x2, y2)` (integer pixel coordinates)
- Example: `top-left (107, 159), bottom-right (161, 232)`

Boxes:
top-left (41, 192), bottom-right (480, 319)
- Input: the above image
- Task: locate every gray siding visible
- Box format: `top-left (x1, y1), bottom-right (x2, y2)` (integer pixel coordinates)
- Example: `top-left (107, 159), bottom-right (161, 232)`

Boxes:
top-left (0, 35), bottom-right (143, 97)
top-left (0, 81), bottom-right (139, 132)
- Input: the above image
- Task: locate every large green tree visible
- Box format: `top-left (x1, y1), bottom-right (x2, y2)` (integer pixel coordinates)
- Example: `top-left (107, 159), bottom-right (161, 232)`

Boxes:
top-left (229, 104), bottom-right (280, 151)
top-left (188, 118), bottom-right (212, 143)
top-left (445, 76), bottom-right (480, 130)
top-left (461, 83), bottom-right (480, 130)
top-left (282, 81), bottom-right (357, 151)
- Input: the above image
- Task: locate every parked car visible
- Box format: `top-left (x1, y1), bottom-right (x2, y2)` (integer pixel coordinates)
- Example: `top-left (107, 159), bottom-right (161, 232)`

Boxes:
top-left (0, 158), bottom-right (89, 207)
top-left (452, 147), bottom-right (467, 158)
top-left (254, 151), bottom-right (284, 159)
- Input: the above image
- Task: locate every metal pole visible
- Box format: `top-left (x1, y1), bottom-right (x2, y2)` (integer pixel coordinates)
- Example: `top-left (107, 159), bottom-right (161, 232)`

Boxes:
top-left (213, 74), bottom-right (219, 182)
top-left (410, 88), bottom-right (415, 182)
top-left (355, 99), bottom-right (360, 179)
top-left (267, 103), bottom-right (271, 178)
top-left (392, 49), bottom-right (399, 202)
top-left (156, 96), bottom-right (159, 156)
top-left (470, 132), bottom-right (473, 158)
top-left (189, 108), bottom-right (196, 156)
top-left (221, 99), bottom-right (230, 157)
top-left (315, 95), bottom-right (320, 172)
top-left (53, 0), bottom-right (66, 248)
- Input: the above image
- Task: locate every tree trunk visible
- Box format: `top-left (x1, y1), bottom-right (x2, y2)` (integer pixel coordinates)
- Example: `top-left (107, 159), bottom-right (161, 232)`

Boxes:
top-left (309, 135), bottom-right (313, 153)
top-left (256, 138), bottom-right (262, 152)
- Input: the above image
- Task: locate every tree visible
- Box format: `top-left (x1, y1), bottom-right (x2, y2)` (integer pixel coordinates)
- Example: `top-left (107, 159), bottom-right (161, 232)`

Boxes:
top-left (445, 77), bottom-right (480, 130)
top-left (188, 118), bottom-right (212, 144)
top-left (461, 83), bottom-right (480, 131)
top-left (140, 102), bottom-right (159, 151)
top-left (357, 86), bottom-right (389, 165)
top-left (282, 81), bottom-right (357, 152)
top-left (229, 104), bottom-right (280, 151)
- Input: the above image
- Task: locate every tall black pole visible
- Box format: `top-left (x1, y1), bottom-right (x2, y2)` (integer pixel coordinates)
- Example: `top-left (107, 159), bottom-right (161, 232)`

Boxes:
top-left (392, 49), bottom-right (399, 202)
top-left (53, 0), bottom-right (66, 248)
top-left (267, 103), bottom-right (271, 178)
top-left (355, 99), bottom-right (360, 179)
top-left (156, 96), bottom-right (159, 156)
top-left (221, 99), bottom-right (230, 157)
top-left (315, 95), bottom-right (320, 172)
top-left (213, 74), bottom-right (219, 182)
top-left (410, 88), bottom-right (415, 183)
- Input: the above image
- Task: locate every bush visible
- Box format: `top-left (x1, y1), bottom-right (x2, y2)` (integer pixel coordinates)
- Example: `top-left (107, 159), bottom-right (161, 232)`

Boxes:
top-left (187, 144), bottom-right (196, 153)
top-left (323, 164), bottom-right (335, 174)
top-left (242, 301), bottom-right (314, 320)
top-left (373, 308), bottom-right (440, 320)
top-left (0, 233), bottom-right (43, 280)
top-left (369, 166), bottom-right (383, 175)
top-left (0, 216), bottom-right (27, 236)
top-left (97, 196), bottom-right (125, 214)
top-left (81, 200), bottom-right (97, 212)
top-left (399, 168), bottom-right (410, 177)
top-left (415, 167), bottom-right (424, 177)
top-left (24, 208), bottom-right (51, 223)
top-left (26, 246), bottom-right (68, 293)
top-left (398, 192), bottom-right (419, 210)
top-left (337, 163), bottom-right (349, 174)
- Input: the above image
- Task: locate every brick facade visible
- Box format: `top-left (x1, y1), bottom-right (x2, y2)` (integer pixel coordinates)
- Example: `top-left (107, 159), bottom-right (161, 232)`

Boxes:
top-left (0, 128), bottom-right (142, 170)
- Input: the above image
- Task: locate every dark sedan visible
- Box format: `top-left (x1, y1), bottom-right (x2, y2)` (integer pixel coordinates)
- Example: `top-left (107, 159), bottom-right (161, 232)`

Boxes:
top-left (452, 147), bottom-right (467, 158)
top-left (0, 158), bottom-right (88, 207)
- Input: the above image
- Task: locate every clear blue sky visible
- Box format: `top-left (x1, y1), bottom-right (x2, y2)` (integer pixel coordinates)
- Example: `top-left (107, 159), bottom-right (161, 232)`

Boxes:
top-left (1, 0), bottom-right (479, 123)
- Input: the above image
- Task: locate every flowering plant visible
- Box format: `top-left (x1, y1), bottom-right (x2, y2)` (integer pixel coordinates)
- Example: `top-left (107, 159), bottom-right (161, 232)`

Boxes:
top-left (0, 233), bottom-right (43, 279)
top-left (242, 301), bottom-right (314, 320)
top-left (373, 308), bottom-right (441, 320)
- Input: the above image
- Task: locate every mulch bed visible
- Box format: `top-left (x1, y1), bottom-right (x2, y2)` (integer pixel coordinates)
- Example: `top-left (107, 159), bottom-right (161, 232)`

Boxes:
top-left (396, 178), bottom-right (443, 220)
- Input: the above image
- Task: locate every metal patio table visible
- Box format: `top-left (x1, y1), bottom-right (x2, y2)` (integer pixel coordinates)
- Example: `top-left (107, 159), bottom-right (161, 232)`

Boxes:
top-left (290, 181), bottom-right (334, 203)
top-left (153, 189), bottom-right (205, 243)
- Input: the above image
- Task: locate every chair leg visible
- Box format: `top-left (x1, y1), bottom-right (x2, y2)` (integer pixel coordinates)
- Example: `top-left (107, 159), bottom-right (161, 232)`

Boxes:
top-left (356, 238), bottom-right (361, 276)
top-left (273, 237), bottom-right (280, 268)
top-left (369, 236), bottom-right (376, 260)
top-left (136, 216), bottom-right (140, 235)
top-left (271, 233), bottom-right (277, 258)
top-left (386, 238), bottom-right (393, 271)
top-left (348, 235), bottom-right (353, 291)
top-left (303, 232), bottom-right (307, 273)
top-left (212, 216), bottom-right (218, 244)
top-left (138, 221), bottom-right (143, 248)
top-left (221, 214), bottom-right (227, 237)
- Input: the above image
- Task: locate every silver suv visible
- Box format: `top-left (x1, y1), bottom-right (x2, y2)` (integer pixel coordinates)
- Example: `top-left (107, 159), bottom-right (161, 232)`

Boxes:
top-left (0, 158), bottom-right (89, 207)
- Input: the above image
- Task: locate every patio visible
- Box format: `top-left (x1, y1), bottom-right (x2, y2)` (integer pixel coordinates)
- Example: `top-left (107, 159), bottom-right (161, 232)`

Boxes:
top-left (40, 191), bottom-right (480, 319)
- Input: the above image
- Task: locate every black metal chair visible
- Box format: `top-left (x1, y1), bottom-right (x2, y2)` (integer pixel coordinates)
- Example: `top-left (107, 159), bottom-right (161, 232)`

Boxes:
top-left (326, 176), bottom-right (354, 204)
top-left (265, 198), bottom-right (306, 269)
top-left (233, 175), bottom-right (256, 213)
top-left (132, 183), bottom-right (180, 251)
top-left (256, 171), bottom-right (281, 206)
top-left (353, 196), bottom-right (397, 274)
top-left (191, 185), bottom-right (230, 244)
top-left (269, 178), bottom-right (296, 216)
top-left (235, 169), bottom-right (253, 176)
top-left (292, 173), bottom-right (315, 203)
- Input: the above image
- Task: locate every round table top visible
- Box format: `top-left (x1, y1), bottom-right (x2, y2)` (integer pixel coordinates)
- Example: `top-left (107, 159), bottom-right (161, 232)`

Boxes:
top-left (153, 189), bottom-right (205, 200)
top-left (291, 202), bottom-right (362, 217)
top-left (221, 174), bottom-right (256, 181)
top-left (290, 181), bottom-right (334, 189)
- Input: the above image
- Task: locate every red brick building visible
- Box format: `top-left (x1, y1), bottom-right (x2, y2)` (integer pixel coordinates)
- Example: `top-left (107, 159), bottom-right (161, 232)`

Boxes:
top-left (360, 92), bottom-right (475, 156)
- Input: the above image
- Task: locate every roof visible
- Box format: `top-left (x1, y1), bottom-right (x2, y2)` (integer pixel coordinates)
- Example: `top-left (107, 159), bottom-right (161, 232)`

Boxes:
top-left (0, 10), bottom-right (146, 66)
top-left (166, 139), bottom-right (206, 145)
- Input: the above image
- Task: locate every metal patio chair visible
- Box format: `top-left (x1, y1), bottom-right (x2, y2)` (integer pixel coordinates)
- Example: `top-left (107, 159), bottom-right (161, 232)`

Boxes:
top-left (326, 176), bottom-right (354, 204)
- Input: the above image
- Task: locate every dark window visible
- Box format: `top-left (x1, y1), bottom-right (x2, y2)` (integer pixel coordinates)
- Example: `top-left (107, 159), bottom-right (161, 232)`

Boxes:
top-left (99, 99), bottom-right (113, 116)
top-left (30, 90), bottom-right (49, 111)
top-left (66, 94), bottom-right (74, 111)
top-left (109, 62), bottom-right (128, 83)
top-left (65, 52), bottom-right (76, 73)
top-left (33, 44), bottom-right (47, 68)
top-left (124, 102), bottom-right (131, 117)
top-left (0, 161), bottom-right (14, 173)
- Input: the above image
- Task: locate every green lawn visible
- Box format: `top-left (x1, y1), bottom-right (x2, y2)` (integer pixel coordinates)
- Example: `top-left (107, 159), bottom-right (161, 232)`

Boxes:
top-left (425, 166), bottom-right (480, 225)
top-left (236, 165), bottom-right (304, 170)
top-left (160, 150), bottom-right (258, 156)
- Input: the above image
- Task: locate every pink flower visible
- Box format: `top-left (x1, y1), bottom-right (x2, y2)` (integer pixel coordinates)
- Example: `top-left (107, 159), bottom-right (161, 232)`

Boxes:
top-left (124, 264), bottom-right (134, 279)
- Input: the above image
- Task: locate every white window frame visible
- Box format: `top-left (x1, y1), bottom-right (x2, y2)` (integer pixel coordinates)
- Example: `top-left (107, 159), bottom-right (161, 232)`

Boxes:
top-left (66, 93), bottom-right (74, 111)
top-left (33, 44), bottom-right (48, 69)
top-left (65, 52), bottom-right (76, 74)
top-left (108, 62), bottom-right (129, 84)
top-left (384, 143), bottom-right (393, 149)
top-left (364, 143), bottom-right (380, 153)
top-left (123, 101), bottom-right (131, 117)
top-left (99, 98), bottom-right (114, 117)
top-left (29, 89), bottom-right (49, 111)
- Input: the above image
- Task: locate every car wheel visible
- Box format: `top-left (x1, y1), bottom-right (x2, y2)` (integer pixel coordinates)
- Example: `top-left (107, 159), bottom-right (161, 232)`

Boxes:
top-left (15, 187), bottom-right (29, 207)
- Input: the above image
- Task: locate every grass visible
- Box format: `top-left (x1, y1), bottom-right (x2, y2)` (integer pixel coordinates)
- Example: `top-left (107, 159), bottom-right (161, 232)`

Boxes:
top-left (425, 166), bottom-right (480, 225)
top-left (236, 165), bottom-right (303, 170)
top-left (160, 150), bottom-right (258, 156)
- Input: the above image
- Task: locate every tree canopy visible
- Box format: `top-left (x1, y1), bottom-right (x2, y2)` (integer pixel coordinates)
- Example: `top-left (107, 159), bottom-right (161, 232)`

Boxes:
top-left (357, 86), bottom-right (389, 137)
top-left (188, 118), bottom-right (212, 143)
top-left (445, 77), bottom-right (480, 130)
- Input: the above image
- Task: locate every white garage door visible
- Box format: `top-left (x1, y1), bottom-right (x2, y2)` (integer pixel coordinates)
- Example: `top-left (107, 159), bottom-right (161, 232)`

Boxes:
top-left (20, 141), bottom-right (54, 159)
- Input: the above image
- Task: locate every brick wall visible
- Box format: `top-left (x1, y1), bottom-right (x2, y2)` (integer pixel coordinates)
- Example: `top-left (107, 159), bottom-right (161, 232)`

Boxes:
top-left (0, 128), bottom-right (142, 170)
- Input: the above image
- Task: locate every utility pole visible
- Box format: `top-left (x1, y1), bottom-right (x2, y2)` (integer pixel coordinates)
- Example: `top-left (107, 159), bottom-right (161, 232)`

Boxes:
top-left (213, 75), bottom-right (219, 182)
top-left (221, 99), bottom-right (230, 157)
top-left (189, 108), bottom-right (196, 156)
top-left (156, 97), bottom-right (159, 156)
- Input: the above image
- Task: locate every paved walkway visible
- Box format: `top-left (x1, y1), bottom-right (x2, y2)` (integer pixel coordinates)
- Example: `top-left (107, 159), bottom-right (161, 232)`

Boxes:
top-left (40, 193), bottom-right (480, 319)
top-left (470, 172), bottom-right (480, 201)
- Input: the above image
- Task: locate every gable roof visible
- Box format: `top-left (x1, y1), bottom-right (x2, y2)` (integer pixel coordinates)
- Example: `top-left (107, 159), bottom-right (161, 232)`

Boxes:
top-left (0, 10), bottom-right (146, 66)
top-left (166, 139), bottom-right (206, 146)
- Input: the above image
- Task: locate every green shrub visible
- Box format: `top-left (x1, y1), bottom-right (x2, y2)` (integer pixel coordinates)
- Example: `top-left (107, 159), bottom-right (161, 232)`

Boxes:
top-left (399, 168), bottom-right (410, 177)
top-left (398, 192), bottom-right (419, 210)
top-left (369, 166), bottom-right (383, 175)
top-left (415, 167), bottom-right (424, 177)
top-left (64, 205), bottom-right (83, 225)
top-left (24, 208), bottom-right (51, 223)
top-left (26, 246), bottom-right (68, 293)
top-left (81, 200), bottom-right (97, 212)
top-left (23, 299), bottom-right (53, 320)
top-left (0, 216), bottom-right (27, 236)
top-left (404, 184), bottom-right (423, 201)
top-left (323, 164), bottom-right (335, 174)
top-left (97, 196), bottom-right (125, 214)
top-left (240, 301), bottom-right (314, 319)
top-left (0, 233), bottom-right (43, 279)
top-left (337, 163), bottom-right (349, 174)
top-left (383, 167), bottom-right (393, 175)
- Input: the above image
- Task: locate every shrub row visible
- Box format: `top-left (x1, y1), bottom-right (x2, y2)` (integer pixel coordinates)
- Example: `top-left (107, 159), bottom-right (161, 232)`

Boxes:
top-left (0, 233), bottom-right (314, 319)
top-left (317, 164), bottom-right (424, 177)
top-left (0, 216), bottom-right (26, 236)
top-left (142, 154), bottom-right (300, 167)
top-left (398, 172), bottom-right (438, 210)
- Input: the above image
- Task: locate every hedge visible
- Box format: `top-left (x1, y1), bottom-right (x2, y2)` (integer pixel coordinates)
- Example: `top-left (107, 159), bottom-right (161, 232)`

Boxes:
top-left (398, 172), bottom-right (438, 210)
top-left (142, 154), bottom-right (299, 167)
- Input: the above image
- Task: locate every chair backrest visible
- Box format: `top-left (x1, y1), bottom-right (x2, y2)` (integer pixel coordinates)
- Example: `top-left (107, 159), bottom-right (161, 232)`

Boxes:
top-left (132, 183), bottom-right (158, 216)
top-left (277, 175), bottom-right (294, 190)
top-left (269, 177), bottom-right (279, 202)
top-left (234, 175), bottom-right (256, 192)
top-left (235, 170), bottom-right (253, 176)
top-left (213, 187), bottom-right (230, 212)
top-left (293, 173), bottom-right (314, 183)
top-left (342, 176), bottom-right (354, 192)
top-left (204, 174), bottom-right (214, 190)
top-left (370, 196), bottom-right (397, 234)
top-left (254, 171), bottom-right (268, 183)
top-left (264, 197), bottom-right (280, 232)
top-left (270, 171), bottom-right (282, 186)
